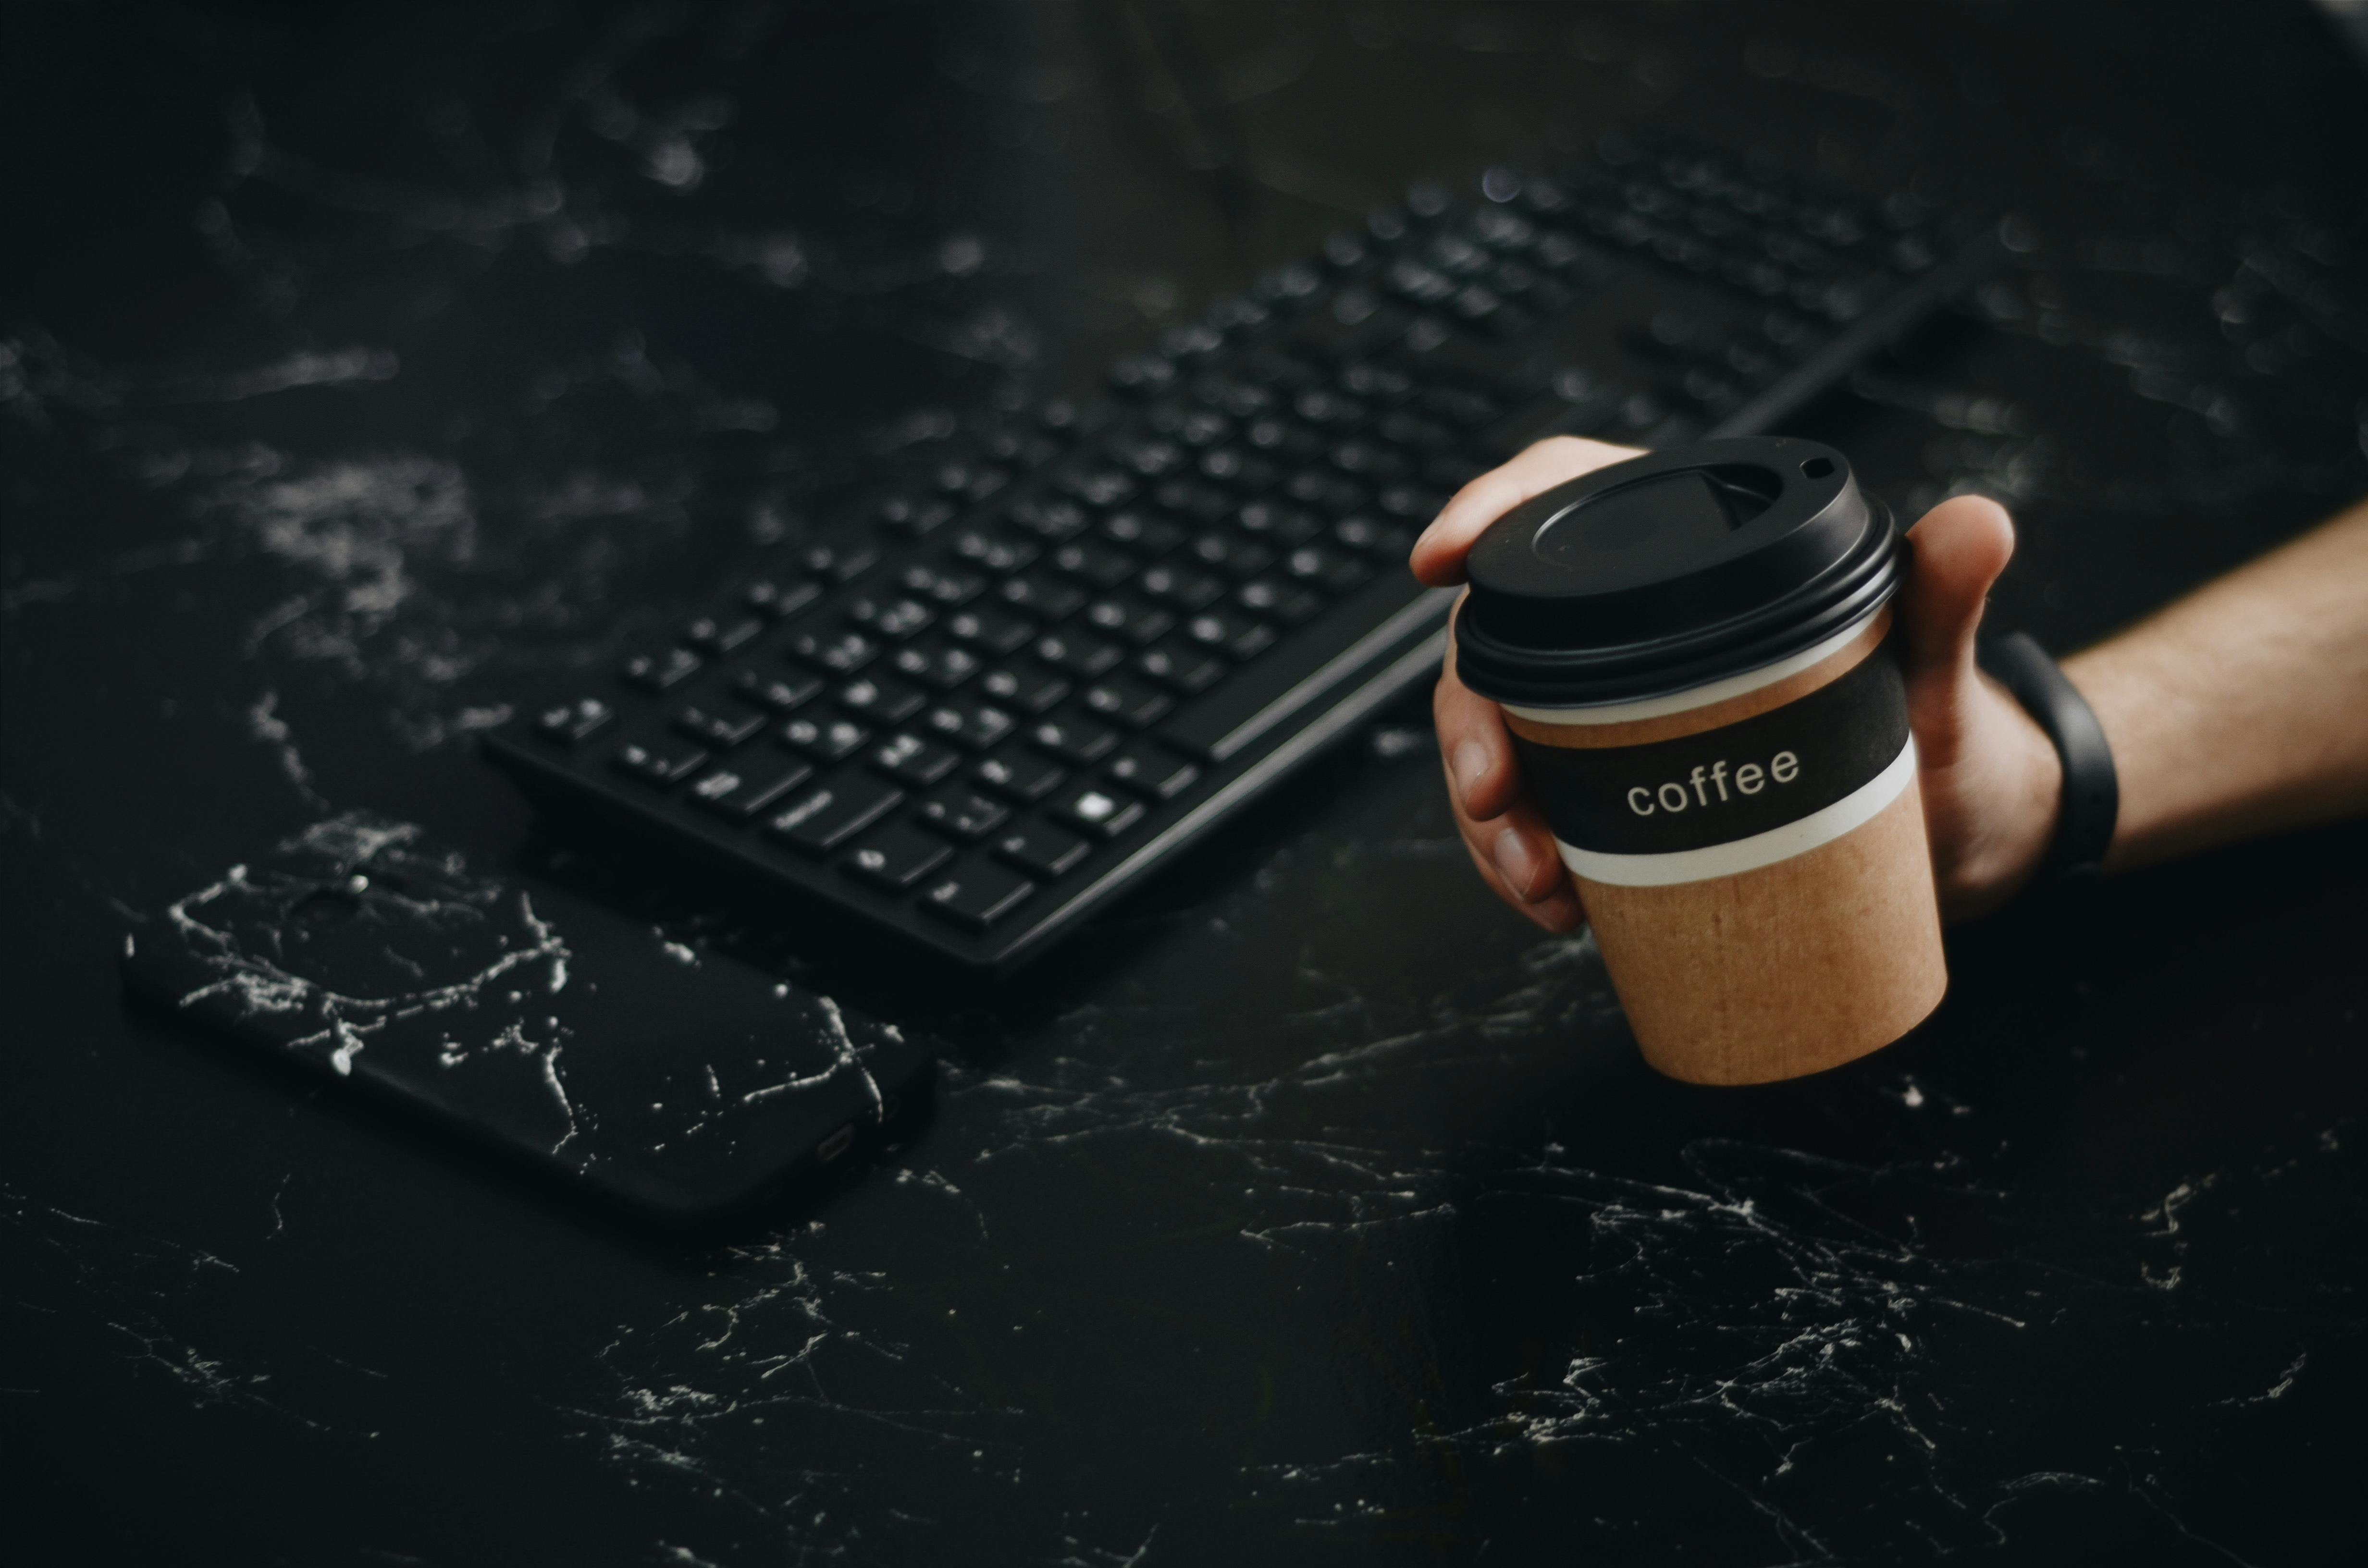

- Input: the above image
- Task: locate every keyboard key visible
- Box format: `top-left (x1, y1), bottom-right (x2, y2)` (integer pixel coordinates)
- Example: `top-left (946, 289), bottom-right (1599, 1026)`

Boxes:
top-left (890, 642), bottom-right (982, 691)
top-left (1199, 379), bottom-right (1273, 418)
top-left (1152, 404), bottom-right (1231, 446)
top-left (1099, 511), bottom-right (1184, 557)
top-left (1244, 415), bottom-right (1324, 462)
top-left (1135, 643), bottom-right (1226, 695)
top-left (1034, 631), bottom-right (1123, 680)
top-left (899, 564), bottom-right (987, 608)
top-left (871, 732), bottom-right (962, 788)
top-left (934, 460), bottom-right (1008, 499)
top-left (1234, 502), bottom-right (1324, 547)
top-left (789, 628), bottom-right (878, 675)
top-left (1333, 515), bottom-right (1416, 554)
top-left (1339, 361), bottom-right (1415, 404)
top-left (999, 573), bottom-right (1088, 623)
top-left (1050, 542), bottom-right (1137, 589)
top-left (623, 647), bottom-right (702, 692)
top-left (1283, 545), bottom-right (1374, 596)
top-left (681, 614), bottom-right (763, 655)
top-left (1114, 437), bottom-right (1186, 478)
top-left (800, 542), bottom-right (882, 581)
top-left (1007, 496), bottom-right (1091, 541)
top-left (836, 676), bottom-right (925, 725)
top-left (985, 427), bottom-right (1063, 471)
top-left (1052, 783), bottom-right (1146, 840)
top-left (535, 698), bottom-right (614, 747)
top-left (922, 701), bottom-right (1016, 751)
top-left (1031, 717), bottom-right (1119, 766)
top-left (1236, 580), bottom-right (1324, 625)
top-left (780, 715), bottom-right (870, 763)
top-left (742, 577), bottom-right (823, 620)
top-left (1328, 439), bottom-right (1408, 482)
top-left (1151, 479), bottom-right (1233, 523)
top-left (918, 860), bottom-right (1038, 932)
top-left (974, 748), bottom-right (1066, 804)
top-left (1137, 564), bottom-right (1226, 611)
top-left (877, 495), bottom-right (955, 537)
top-left (1081, 679), bottom-right (1173, 730)
top-left (842, 822), bottom-right (952, 893)
top-left (1284, 471), bottom-right (1368, 515)
top-left (1054, 466), bottom-right (1137, 509)
top-left (733, 667), bottom-right (824, 714)
top-left (980, 667), bottom-right (1071, 715)
top-left (1108, 743), bottom-right (1200, 800)
top-left (915, 786), bottom-right (1011, 843)
top-left (764, 779), bottom-right (903, 855)
top-left (673, 704), bottom-right (765, 749)
top-left (846, 595), bottom-right (936, 640)
top-left (1037, 396), bottom-right (1098, 438)
top-left (1084, 598), bottom-right (1176, 647)
top-left (1197, 447), bottom-right (1281, 493)
top-left (1293, 387), bottom-right (1369, 429)
top-left (950, 529), bottom-right (1040, 576)
top-left (945, 608), bottom-right (1036, 656)
top-left (613, 738), bottom-right (710, 786)
top-left (995, 823), bottom-right (1090, 880)
top-left (1106, 355), bottom-right (1175, 400)
top-left (1188, 535), bottom-right (1275, 580)
top-left (688, 760), bottom-right (812, 821)
top-left (1185, 611), bottom-right (1277, 662)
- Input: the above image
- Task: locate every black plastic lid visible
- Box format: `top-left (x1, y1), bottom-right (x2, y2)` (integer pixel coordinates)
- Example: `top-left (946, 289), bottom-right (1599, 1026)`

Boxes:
top-left (1454, 436), bottom-right (1905, 708)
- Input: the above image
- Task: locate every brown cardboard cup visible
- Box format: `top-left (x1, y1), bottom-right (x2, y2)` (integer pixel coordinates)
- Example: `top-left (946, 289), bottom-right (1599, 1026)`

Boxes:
top-left (1500, 608), bottom-right (1945, 1083)
top-left (1455, 437), bottom-right (1946, 1085)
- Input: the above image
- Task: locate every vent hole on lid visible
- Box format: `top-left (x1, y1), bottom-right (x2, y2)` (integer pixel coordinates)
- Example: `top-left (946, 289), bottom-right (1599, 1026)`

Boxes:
top-left (1801, 456), bottom-right (1835, 479)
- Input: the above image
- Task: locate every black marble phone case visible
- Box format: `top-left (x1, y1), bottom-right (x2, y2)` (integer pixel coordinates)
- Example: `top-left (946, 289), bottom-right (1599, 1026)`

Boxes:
top-left (119, 813), bottom-right (933, 1225)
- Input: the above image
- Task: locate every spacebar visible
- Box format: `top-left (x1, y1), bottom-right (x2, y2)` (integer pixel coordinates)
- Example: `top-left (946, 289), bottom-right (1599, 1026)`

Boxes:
top-left (1162, 576), bottom-right (1455, 762)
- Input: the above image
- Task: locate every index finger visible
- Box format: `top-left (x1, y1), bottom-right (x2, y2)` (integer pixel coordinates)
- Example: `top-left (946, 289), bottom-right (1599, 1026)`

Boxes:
top-left (1408, 436), bottom-right (1641, 588)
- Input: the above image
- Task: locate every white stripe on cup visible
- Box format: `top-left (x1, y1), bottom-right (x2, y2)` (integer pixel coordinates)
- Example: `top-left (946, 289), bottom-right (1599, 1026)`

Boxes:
top-left (1554, 737), bottom-right (1918, 888)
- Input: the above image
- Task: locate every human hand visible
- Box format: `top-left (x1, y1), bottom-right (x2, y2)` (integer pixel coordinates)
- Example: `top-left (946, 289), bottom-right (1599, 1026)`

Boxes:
top-left (1409, 437), bottom-right (2065, 931)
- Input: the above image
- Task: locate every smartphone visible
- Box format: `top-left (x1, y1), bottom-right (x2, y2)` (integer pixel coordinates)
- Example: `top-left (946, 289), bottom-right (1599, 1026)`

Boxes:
top-left (119, 812), bottom-right (934, 1226)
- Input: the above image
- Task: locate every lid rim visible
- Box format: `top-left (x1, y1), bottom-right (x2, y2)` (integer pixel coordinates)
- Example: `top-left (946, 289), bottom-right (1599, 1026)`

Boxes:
top-left (1454, 439), bottom-right (1906, 708)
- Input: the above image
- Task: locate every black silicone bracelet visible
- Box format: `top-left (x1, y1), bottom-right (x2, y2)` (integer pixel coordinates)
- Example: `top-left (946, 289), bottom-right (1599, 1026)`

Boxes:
top-left (1978, 632), bottom-right (2120, 879)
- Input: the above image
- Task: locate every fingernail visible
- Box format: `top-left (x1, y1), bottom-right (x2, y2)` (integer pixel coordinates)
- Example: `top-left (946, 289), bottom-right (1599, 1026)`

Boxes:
top-left (1452, 741), bottom-right (1490, 802)
top-left (1491, 827), bottom-right (1538, 898)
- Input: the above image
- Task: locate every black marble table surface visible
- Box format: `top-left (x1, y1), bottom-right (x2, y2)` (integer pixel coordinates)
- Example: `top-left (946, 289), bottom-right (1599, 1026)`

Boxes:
top-left (5, 3), bottom-right (2366, 1562)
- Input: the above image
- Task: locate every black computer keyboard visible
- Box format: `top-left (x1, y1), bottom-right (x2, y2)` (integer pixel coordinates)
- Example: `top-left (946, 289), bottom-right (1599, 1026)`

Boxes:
top-left (484, 142), bottom-right (1999, 972)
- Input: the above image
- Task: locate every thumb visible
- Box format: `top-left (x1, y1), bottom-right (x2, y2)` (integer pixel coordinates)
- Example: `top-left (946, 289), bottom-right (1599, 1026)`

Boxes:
top-left (1898, 494), bottom-right (2015, 765)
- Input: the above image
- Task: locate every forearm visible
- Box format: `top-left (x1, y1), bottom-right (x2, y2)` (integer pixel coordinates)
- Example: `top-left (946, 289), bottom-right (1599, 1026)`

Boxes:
top-left (2063, 498), bottom-right (2368, 871)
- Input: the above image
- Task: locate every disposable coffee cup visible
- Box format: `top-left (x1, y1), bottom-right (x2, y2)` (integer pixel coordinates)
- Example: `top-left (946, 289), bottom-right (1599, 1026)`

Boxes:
top-left (1455, 436), bottom-right (1945, 1085)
